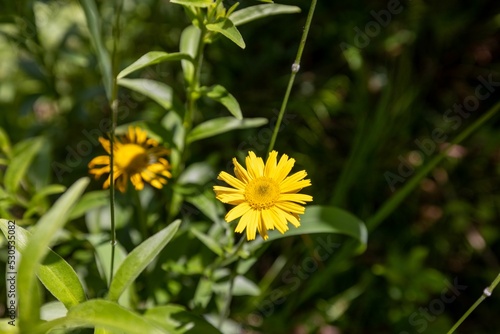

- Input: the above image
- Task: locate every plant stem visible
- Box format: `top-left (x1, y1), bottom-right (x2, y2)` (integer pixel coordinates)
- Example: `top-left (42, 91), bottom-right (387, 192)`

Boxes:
top-left (132, 188), bottom-right (148, 240)
top-left (447, 273), bottom-right (500, 334)
top-left (267, 0), bottom-right (317, 154)
top-left (367, 101), bottom-right (500, 230)
top-left (108, 0), bottom-right (123, 286)
top-left (218, 236), bottom-right (246, 329)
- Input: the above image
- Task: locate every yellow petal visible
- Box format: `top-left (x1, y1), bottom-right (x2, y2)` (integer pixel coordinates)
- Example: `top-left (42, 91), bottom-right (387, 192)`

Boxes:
top-left (218, 171), bottom-right (246, 190)
top-left (225, 202), bottom-right (252, 222)
top-left (278, 193), bottom-right (313, 204)
top-left (264, 150), bottom-right (278, 178)
top-left (275, 201), bottom-right (306, 214)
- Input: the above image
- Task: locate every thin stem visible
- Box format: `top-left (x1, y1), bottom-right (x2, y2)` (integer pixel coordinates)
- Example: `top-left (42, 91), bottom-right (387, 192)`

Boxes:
top-left (367, 101), bottom-right (500, 230)
top-left (447, 273), bottom-right (500, 334)
top-left (267, 0), bottom-right (317, 154)
top-left (132, 187), bottom-right (148, 240)
top-left (108, 0), bottom-right (123, 286)
top-left (218, 236), bottom-right (246, 329)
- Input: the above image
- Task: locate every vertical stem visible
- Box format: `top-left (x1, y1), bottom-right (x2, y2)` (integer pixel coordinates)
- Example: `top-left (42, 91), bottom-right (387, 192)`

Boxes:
top-left (108, 0), bottom-right (123, 286)
top-left (447, 273), bottom-right (500, 334)
top-left (267, 0), bottom-right (317, 154)
top-left (218, 236), bottom-right (246, 329)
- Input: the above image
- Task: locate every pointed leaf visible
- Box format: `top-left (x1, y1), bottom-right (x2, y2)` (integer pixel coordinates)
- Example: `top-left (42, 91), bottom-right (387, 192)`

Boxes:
top-left (80, 0), bottom-right (112, 100)
top-left (266, 205), bottom-right (368, 247)
top-left (108, 220), bottom-right (181, 301)
top-left (17, 178), bottom-right (89, 326)
top-left (69, 190), bottom-right (109, 220)
top-left (187, 117), bottom-right (267, 143)
top-left (206, 18), bottom-right (245, 49)
top-left (180, 25), bottom-right (201, 84)
top-left (35, 300), bottom-right (167, 334)
top-left (118, 51), bottom-right (193, 79)
top-left (190, 227), bottom-right (223, 256)
top-left (202, 85), bottom-right (242, 119)
top-left (118, 78), bottom-right (173, 110)
top-left (145, 305), bottom-right (221, 334)
top-left (5, 136), bottom-right (44, 193)
top-left (0, 221), bottom-right (87, 310)
top-left (170, 0), bottom-right (213, 7)
top-left (229, 4), bottom-right (301, 26)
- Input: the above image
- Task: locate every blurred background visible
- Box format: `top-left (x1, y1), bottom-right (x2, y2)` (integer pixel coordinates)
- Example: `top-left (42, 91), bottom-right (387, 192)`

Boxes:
top-left (1, 0), bottom-right (500, 333)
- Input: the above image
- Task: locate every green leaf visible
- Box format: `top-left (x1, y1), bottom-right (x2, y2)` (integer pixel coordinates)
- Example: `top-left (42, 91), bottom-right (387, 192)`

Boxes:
top-left (80, 0), bottom-right (112, 100)
top-left (69, 190), bottom-right (108, 220)
top-left (193, 277), bottom-right (214, 308)
top-left (145, 305), bottom-right (221, 334)
top-left (232, 275), bottom-right (260, 296)
top-left (0, 221), bottom-right (87, 310)
top-left (118, 78), bottom-right (173, 110)
top-left (187, 117), bottom-right (268, 143)
top-left (5, 136), bottom-right (44, 193)
top-left (201, 85), bottom-right (242, 120)
top-left (266, 205), bottom-right (368, 247)
top-left (118, 51), bottom-right (193, 79)
top-left (17, 178), bottom-right (89, 327)
top-left (190, 227), bottom-right (223, 256)
top-left (108, 220), bottom-right (181, 301)
top-left (229, 4), bottom-right (301, 26)
top-left (0, 126), bottom-right (12, 158)
top-left (170, 0), bottom-right (213, 7)
top-left (180, 25), bottom-right (201, 84)
top-left (35, 299), bottom-right (167, 334)
top-left (206, 18), bottom-right (245, 49)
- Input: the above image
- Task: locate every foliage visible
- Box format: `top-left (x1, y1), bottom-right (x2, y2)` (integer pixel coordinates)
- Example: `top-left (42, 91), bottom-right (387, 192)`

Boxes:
top-left (0, 0), bottom-right (499, 333)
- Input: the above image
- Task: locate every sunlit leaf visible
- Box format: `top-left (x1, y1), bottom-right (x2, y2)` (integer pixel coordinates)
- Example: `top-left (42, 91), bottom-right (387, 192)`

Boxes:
top-left (118, 51), bottom-right (193, 79)
top-left (170, 0), bottom-right (213, 7)
top-left (16, 178), bottom-right (89, 327)
top-left (180, 25), bottom-right (201, 84)
top-left (0, 221), bottom-right (87, 310)
top-left (118, 78), bottom-right (173, 110)
top-left (206, 18), bottom-right (245, 49)
top-left (187, 117), bottom-right (267, 143)
top-left (108, 220), bottom-right (181, 301)
top-left (266, 205), bottom-right (368, 247)
top-left (201, 85), bottom-right (242, 120)
top-left (229, 4), bottom-right (301, 26)
top-left (5, 137), bottom-right (44, 193)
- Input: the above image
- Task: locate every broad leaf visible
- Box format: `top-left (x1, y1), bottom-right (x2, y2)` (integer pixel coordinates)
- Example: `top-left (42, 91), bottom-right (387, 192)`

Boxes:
top-left (118, 51), bottom-right (193, 79)
top-left (0, 221), bottom-right (86, 310)
top-left (266, 205), bottom-right (368, 247)
top-left (5, 136), bottom-right (44, 193)
top-left (201, 85), bottom-right (242, 120)
top-left (230, 4), bottom-right (301, 26)
top-left (118, 78), bottom-right (173, 110)
top-left (206, 18), bottom-right (245, 49)
top-left (108, 220), bottom-right (181, 301)
top-left (34, 300), bottom-right (168, 334)
top-left (17, 178), bottom-right (89, 327)
top-left (187, 117), bottom-right (268, 143)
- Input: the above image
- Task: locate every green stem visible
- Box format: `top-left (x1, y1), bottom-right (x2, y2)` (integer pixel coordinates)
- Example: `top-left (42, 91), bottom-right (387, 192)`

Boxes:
top-left (218, 236), bottom-right (246, 329)
top-left (367, 101), bottom-right (500, 230)
top-left (108, 0), bottom-right (123, 286)
top-left (447, 273), bottom-right (500, 334)
top-left (267, 0), bottom-right (317, 154)
top-left (132, 188), bottom-right (148, 240)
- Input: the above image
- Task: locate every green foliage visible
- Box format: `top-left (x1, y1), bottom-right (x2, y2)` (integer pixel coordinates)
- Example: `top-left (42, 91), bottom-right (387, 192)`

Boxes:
top-left (0, 0), bottom-right (499, 333)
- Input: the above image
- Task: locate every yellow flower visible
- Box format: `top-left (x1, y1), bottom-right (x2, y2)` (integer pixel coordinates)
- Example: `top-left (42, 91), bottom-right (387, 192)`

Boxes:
top-left (214, 151), bottom-right (313, 240)
top-left (88, 126), bottom-right (172, 193)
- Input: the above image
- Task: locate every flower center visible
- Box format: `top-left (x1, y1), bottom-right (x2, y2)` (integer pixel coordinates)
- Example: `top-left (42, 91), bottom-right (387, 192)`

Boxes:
top-left (245, 177), bottom-right (280, 210)
top-left (115, 144), bottom-right (149, 173)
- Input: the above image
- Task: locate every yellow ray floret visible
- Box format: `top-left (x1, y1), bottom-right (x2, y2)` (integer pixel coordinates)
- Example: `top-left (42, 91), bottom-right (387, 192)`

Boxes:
top-left (214, 151), bottom-right (312, 240)
top-left (88, 126), bottom-right (172, 193)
